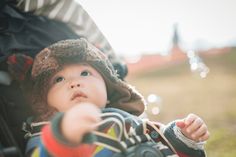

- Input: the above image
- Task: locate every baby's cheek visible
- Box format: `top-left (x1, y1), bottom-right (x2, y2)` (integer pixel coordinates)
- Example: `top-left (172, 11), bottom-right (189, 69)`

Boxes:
top-left (47, 91), bottom-right (62, 110)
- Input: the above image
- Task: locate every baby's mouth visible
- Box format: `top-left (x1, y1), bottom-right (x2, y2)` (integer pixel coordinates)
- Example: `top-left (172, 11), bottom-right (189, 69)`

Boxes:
top-left (71, 91), bottom-right (87, 101)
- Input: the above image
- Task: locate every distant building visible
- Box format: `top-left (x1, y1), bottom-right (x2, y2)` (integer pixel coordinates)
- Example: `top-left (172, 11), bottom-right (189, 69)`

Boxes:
top-left (169, 23), bottom-right (187, 61)
top-left (126, 24), bottom-right (229, 76)
top-left (126, 24), bottom-right (187, 75)
top-left (172, 23), bottom-right (180, 47)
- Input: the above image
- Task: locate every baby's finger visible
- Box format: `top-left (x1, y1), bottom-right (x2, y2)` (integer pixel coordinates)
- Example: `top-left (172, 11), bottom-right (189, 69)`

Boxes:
top-left (176, 119), bottom-right (186, 128)
top-left (191, 123), bottom-right (207, 139)
top-left (186, 117), bottom-right (203, 134)
top-left (185, 113), bottom-right (198, 126)
top-left (199, 131), bottom-right (210, 142)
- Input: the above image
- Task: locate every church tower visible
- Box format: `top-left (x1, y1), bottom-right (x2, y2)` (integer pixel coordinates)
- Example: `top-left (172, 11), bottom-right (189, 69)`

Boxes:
top-left (172, 23), bottom-right (180, 47)
top-left (169, 23), bottom-right (186, 60)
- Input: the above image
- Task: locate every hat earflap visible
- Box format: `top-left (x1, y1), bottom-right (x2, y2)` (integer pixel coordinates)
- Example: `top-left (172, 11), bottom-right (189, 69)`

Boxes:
top-left (106, 78), bottom-right (146, 116)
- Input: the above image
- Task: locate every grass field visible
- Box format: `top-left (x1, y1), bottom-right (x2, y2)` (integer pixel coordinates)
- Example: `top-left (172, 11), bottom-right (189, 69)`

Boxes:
top-left (126, 49), bottom-right (236, 157)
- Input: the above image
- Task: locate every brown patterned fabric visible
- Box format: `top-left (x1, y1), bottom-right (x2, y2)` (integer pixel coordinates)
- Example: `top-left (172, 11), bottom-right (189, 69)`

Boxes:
top-left (28, 38), bottom-right (145, 121)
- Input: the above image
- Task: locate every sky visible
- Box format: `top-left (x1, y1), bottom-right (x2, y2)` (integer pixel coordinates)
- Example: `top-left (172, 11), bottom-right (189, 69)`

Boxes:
top-left (76, 0), bottom-right (236, 57)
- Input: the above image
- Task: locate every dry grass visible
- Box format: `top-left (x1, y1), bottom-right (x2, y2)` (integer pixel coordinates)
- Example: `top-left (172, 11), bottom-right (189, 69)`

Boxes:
top-left (126, 49), bottom-right (236, 157)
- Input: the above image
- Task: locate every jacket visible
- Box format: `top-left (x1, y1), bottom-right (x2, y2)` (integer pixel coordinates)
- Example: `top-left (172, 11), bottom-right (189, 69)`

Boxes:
top-left (25, 111), bottom-right (206, 157)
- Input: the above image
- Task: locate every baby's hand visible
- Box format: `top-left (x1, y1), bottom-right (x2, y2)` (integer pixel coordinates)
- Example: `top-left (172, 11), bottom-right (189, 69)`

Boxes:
top-left (176, 113), bottom-right (210, 142)
top-left (61, 103), bottom-right (101, 144)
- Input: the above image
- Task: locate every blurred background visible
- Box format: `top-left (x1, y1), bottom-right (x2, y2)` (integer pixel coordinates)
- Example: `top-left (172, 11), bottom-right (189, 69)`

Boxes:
top-left (126, 48), bottom-right (236, 157)
top-left (77, 0), bottom-right (236, 156)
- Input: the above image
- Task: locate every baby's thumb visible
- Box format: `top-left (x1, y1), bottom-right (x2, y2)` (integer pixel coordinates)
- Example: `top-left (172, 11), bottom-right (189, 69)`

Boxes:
top-left (175, 119), bottom-right (186, 128)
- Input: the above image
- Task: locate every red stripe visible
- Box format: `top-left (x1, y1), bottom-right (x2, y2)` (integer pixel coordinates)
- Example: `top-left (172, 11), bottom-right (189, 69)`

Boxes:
top-left (42, 125), bottom-right (95, 157)
top-left (8, 55), bottom-right (17, 64)
top-left (25, 56), bottom-right (33, 65)
top-left (23, 57), bottom-right (33, 69)
top-left (177, 151), bottom-right (190, 157)
top-left (21, 57), bottom-right (33, 81)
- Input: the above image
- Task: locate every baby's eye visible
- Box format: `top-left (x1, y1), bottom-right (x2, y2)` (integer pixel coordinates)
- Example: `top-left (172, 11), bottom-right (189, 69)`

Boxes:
top-left (80, 70), bottom-right (91, 77)
top-left (54, 76), bottom-right (65, 83)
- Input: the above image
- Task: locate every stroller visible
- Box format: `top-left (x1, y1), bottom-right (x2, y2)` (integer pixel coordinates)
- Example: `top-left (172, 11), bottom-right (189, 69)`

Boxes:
top-left (0, 2), bottom-right (127, 156)
top-left (0, 3), bottom-right (79, 157)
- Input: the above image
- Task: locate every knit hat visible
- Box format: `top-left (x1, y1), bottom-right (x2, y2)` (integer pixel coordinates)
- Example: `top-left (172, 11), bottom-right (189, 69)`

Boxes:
top-left (29, 38), bottom-right (145, 120)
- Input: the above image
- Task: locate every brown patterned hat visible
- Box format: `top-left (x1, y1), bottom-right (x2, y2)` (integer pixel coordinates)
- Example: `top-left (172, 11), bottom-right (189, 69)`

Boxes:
top-left (29, 38), bottom-right (145, 119)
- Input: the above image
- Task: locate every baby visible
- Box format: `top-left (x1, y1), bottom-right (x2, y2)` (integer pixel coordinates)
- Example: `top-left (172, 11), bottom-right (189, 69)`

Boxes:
top-left (18, 38), bottom-right (209, 157)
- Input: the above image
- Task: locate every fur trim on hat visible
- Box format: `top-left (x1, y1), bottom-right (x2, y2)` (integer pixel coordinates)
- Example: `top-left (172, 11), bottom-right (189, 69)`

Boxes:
top-left (30, 38), bottom-right (145, 119)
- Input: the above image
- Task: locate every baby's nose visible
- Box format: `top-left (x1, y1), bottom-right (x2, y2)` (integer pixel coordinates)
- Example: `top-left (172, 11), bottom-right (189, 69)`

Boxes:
top-left (70, 80), bottom-right (81, 88)
top-left (70, 83), bottom-right (80, 88)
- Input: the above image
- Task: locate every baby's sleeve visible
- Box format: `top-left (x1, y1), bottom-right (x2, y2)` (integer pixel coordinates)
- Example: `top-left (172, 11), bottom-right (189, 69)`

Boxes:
top-left (162, 121), bottom-right (206, 157)
top-left (25, 113), bottom-right (95, 157)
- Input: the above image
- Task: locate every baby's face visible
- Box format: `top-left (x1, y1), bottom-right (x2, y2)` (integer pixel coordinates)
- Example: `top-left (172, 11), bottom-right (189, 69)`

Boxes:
top-left (47, 64), bottom-right (107, 112)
